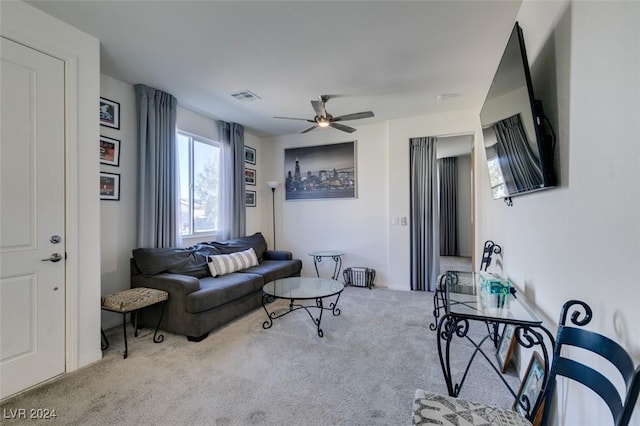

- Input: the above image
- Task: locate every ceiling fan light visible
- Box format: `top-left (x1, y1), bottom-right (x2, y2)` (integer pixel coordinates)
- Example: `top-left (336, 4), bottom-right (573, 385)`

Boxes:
top-left (317, 119), bottom-right (330, 127)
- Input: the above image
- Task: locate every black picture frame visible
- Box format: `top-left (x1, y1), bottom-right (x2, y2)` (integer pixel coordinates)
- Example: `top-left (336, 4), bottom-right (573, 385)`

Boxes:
top-left (244, 146), bottom-right (256, 165)
top-left (245, 168), bottom-right (256, 186)
top-left (100, 172), bottom-right (120, 201)
top-left (100, 97), bottom-right (120, 129)
top-left (99, 136), bottom-right (121, 167)
top-left (245, 190), bottom-right (256, 207)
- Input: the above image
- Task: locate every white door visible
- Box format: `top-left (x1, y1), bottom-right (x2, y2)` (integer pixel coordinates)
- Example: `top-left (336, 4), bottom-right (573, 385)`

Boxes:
top-left (0, 37), bottom-right (66, 399)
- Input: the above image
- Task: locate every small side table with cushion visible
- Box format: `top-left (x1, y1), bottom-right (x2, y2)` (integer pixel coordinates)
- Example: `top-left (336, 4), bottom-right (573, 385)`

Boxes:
top-left (101, 287), bottom-right (168, 359)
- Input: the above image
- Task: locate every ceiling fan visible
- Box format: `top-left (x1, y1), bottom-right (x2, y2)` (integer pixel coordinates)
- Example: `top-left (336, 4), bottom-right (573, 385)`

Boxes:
top-left (274, 95), bottom-right (374, 133)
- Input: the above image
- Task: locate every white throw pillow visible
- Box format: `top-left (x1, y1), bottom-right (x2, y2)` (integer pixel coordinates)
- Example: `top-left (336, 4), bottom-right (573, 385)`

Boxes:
top-left (207, 248), bottom-right (259, 277)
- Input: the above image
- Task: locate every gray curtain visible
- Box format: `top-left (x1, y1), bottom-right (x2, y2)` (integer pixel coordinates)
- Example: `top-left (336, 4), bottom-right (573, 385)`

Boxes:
top-left (218, 121), bottom-right (245, 239)
top-left (135, 84), bottom-right (178, 248)
top-left (439, 157), bottom-right (459, 256)
top-left (410, 137), bottom-right (440, 291)
top-left (493, 114), bottom-right (543, 193)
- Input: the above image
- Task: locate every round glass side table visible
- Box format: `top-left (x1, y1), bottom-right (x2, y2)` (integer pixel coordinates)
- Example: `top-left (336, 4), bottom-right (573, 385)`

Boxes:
top-left (308, 250), bottom-right (344, 280)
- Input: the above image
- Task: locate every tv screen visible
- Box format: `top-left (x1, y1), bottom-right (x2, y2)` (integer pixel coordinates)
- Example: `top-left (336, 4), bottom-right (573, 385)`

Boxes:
top-left (480, 22), bottom-right (555, 200)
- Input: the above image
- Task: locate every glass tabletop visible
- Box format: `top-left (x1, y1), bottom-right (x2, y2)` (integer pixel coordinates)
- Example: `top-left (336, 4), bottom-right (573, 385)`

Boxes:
top-left (308, 250), bottom-right (344, 257)
top-left (264, 277), bottom-right (344, 300)
top-left (442, 271), bottom-right (542, 325)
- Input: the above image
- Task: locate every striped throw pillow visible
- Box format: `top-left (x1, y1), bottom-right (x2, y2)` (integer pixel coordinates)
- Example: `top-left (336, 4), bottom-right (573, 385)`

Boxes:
top-left (207, 248), bottom-right (259, 277)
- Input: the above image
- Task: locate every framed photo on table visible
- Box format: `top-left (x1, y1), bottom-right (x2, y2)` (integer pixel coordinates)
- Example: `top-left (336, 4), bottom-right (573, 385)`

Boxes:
top-left (496, 324), bottom-right (517, 373)
top-left (513, 351), bottom-right (545, 421)
top-left (100, 97), bottom-right (120, 129)
top-left (99, 136), bottom-right (121, 166)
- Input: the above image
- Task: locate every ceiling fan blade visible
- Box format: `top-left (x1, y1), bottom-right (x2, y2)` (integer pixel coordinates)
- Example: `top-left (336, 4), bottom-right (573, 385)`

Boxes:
top-left (274, 116), bottom-right (314, 122)
top-left (330, 122), bottom-right (356, 133)
top-left (332, 111), bottom-right (375, 122)
top-left (301, 125), bottom-right (318, 134)
top-left (311, 100), bottom-right (327, 118)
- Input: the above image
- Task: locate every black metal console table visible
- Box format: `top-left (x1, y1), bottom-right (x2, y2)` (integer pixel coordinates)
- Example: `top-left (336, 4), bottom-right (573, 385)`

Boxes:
top-left (434, 271), bottom-right (555, 421)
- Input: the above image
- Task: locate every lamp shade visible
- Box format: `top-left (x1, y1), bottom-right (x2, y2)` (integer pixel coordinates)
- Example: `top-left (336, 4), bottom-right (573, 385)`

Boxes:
top-left (267, 181), bottom-right (280, 189)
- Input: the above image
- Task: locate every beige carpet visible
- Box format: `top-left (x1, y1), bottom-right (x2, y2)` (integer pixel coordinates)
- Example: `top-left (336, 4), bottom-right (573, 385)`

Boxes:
top-left (1, 287), bottom-right (518, 425)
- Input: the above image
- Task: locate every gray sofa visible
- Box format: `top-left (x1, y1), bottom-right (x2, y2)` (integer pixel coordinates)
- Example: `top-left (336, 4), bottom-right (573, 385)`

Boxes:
top-left (131, 232), bottom-right (302, 341)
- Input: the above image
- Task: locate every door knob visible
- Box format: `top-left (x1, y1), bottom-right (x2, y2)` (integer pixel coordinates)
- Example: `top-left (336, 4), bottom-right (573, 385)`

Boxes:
top-left (41, 253), bottom-right (63, 263)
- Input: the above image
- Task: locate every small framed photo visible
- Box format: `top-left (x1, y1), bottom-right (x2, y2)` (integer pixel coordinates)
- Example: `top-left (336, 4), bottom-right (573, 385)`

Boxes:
top-left (513, 351), bottom-right (545, 420)
top-left (245, 190), bottom-right (256, 207)
top-left (496, 324), bottom-right (517, 373)
top-left (99, 136), bottom-right (121, 166)
top-left (244, 146), bottom-right (256, 165)
top-left (100, 97), bottom-right (120, 129)
top-left (245, 168), bottom-right (256, 186)
top-left (100, 172), bottom-right (120, 201)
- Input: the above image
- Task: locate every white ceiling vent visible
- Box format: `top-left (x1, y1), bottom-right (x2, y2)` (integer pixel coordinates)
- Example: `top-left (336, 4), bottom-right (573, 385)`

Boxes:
top-left (230, 90), bottom-right (261, 102)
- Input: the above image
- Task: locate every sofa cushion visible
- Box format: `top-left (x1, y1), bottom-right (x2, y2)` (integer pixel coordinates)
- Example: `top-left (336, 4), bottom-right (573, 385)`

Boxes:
top-left (202, 232), bottom-right (268, 261)
top-left (237, 259), bottom-right (302, 283)
top-left (207, 248), bottom-right (259, 277)
top-left (132, 247), bottom-right (211, 278)
top-left (185, 273), bottom-right (264, 313)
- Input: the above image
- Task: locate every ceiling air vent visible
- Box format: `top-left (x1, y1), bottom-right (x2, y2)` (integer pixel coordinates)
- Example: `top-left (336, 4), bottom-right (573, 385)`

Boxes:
top-left (230, 90), bottom-right (261, 102)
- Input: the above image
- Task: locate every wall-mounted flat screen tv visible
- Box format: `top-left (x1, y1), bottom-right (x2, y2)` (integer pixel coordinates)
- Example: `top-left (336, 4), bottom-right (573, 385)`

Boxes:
top-left (480, 22), bottom-right (556, 200)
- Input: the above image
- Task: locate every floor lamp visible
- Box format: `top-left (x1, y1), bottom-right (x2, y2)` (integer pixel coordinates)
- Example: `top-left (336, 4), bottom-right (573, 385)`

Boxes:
top-left (267, 181), bottom-right (279, 250)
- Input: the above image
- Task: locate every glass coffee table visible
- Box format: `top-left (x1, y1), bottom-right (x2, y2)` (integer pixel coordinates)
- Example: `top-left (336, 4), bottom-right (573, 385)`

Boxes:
top-left (261, 277), bottom-right (344, 337)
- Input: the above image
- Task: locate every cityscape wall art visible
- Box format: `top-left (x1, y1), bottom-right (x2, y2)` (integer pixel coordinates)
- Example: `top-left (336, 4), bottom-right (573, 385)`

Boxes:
top-left (284, 141), bottom-right (357, 201)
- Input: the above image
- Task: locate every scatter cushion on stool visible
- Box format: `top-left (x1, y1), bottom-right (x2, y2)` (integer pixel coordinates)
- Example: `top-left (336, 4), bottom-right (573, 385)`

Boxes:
top-left (412, 389), bottom-right (532, 426)
top-left (101, 287), bottom-right (168, 313)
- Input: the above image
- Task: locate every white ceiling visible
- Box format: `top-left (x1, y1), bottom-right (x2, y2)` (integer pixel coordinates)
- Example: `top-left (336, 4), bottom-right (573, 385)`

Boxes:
top-left (27, 0), bottom-right (522, 137)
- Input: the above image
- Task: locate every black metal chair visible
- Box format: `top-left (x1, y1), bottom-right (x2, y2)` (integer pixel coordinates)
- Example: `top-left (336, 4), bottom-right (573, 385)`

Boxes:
top-left (480, 239), bottom-right (502, 271)
top-left (415, 300), bottom-right (640, 426)
top-left (431, 240), bottom-right (503, 331)
top-left (540, 300), bottom-right (640, 426)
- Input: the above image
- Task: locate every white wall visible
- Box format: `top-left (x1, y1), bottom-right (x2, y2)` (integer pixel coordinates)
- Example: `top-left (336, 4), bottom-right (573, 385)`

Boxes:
top-left (478, 1), bottom-right (640, 424)
top-left (1, 1), bottom-right (102, 369)
top-left (99, 76), bottom-right (137, 329)
top-left (264, 112), bottom-right (482, 288)
top-left (263, 122), bottom-right (389, 283)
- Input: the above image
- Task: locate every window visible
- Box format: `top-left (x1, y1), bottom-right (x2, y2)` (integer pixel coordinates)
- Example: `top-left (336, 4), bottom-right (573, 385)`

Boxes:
top-left (177, 131), bottom-right (221, 237)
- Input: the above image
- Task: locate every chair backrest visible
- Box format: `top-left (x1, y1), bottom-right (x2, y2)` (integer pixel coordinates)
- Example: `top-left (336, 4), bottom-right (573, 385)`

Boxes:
top-left (541, 300), bottom-right (640, 426)
top-left (479, 240), bottom-right (502, 271)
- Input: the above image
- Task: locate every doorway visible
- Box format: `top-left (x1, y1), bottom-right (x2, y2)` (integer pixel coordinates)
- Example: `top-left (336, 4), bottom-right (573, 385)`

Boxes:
top-left (409, 133), bottom-right (475, 291)
top-left (437, 134), bottom-right (475, 273)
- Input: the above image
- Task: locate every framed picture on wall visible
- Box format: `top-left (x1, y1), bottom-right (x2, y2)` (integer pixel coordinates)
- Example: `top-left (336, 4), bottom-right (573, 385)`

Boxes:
top-left (244, 146), bottom-right (256, 165)
top-left (100, 97), bottom-right (120, 129)
top-left (245, 190), bottom-right (256, 207)
top-left (100, 172), bottom-right (120, 201)
top-left (284, 141), bottom-right (357, 201)
top-left (99, 136), bottom-right (121, 166)
top-left (245, 168), bottom-right (256, 186)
